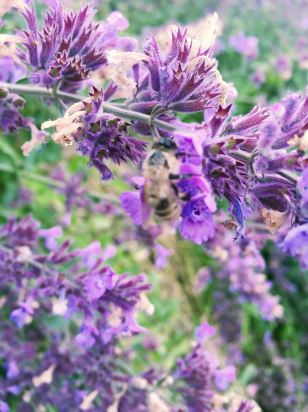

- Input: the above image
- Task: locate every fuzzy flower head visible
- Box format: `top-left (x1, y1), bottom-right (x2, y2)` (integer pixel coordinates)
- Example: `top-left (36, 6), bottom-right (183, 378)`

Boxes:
top-left (42, 89), bottom-right (147, 179)
top-left (135, 23), bottom-right (227, 114)
top-left (20, 2), bottom-right (135, 91)
top-left (42, 100), bottom-right (86, 146)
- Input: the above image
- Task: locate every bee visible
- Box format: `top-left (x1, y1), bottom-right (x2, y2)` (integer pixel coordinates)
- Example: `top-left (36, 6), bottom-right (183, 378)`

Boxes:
top-left (143, 138), bottom-right (181, 221)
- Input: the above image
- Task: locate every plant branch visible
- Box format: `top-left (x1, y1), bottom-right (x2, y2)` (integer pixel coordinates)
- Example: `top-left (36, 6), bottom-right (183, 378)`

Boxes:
top-left (228, 149), bottom-right (299, 184)
top-left (0, 82), bottom-right (176, 132)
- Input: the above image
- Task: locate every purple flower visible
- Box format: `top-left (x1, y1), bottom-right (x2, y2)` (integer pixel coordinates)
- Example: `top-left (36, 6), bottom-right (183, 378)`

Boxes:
top-left (85, 91), bottom-right (147, 176)
top-left (0, 401), bottom-right (9, 412)
top-left (251, 69), bottom-right (266, 86)
top-left (154, 243), bottom-right (172, 269)
top-left (39, 226), bottom-right (63, 250)
top-left (214, 365), bottom-right (236, 391)
top-left (179, 199), bottom-right (215, 245)
top-left (271, 92), bottom-right (308, 149)
top-left (42, 89), bottom-right (147, 179)
top-left (20, 2), bottom-right (135, 91)
top-left (118, 386), bottom-right (148, 412)
top-left (0, 89), bottom-right (28, 133)
top-left (10, 298), bottom-right (39, 328)
top-left (229, 32), bottom-right (259, 60)
top-left (174, 344), bottom-right (214, 412)
top-left (133, 26), bottom-right (226, 114)
top-left (83, 266), bottom-right (115, 301)
top-left (75, 324), bottom-right (97, 349)
top-left (281, 224), bottom-right (308, 268)
top-left (6, 360), bottom-right (20, 379)
top-left (257, 118), bottom-right (279, 154)
top-left (0, 215), bottom-right (40, 248)
top-left (275, 55), bottom-right (292, 80)
top-left (120, 191), bottom-right (151, 225)
top-left (195, 322), bottom-right (216, 344)
top-left (210, 231), bottom-right (283, 320)
top-left (10, 308), bottom-right (30, 328)
top-left (0, 56), bottom-right (25, 83)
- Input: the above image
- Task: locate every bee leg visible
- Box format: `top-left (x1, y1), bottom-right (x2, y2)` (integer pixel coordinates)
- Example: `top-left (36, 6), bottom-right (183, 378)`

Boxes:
top-left (170, 183), bottom-right (190, 201)
top-left (169, 173), bottom-right (199, 180)
top-left (171, 183), bottom-right (179, 195)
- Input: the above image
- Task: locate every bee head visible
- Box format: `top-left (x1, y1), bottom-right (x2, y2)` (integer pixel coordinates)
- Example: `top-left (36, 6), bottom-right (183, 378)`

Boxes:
top-left (152, 138), bottom-right (177, 151)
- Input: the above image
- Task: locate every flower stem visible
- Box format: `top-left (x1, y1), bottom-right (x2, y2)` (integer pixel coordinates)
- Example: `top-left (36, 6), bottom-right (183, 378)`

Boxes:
top-left (0, 82), bottom-right (176, 132)
top-left (229, 149), bottom-right (299, 183)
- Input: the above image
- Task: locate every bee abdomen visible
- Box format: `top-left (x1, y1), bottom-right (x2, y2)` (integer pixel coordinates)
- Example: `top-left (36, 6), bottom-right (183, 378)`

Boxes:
top-left (155, 198), bottom-right (180, 221)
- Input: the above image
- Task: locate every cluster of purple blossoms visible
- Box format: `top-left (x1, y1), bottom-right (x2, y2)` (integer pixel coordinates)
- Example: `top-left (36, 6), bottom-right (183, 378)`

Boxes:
top-left (20, 1), bottom-right (136, 92)
top-left (0, 215), bottom-right (156, 409)
top-left (207, 225), bottom-right (283, 320)
top-left (173, 322), bottom-right (243, 412)
top-left (121, 86), bottom-right (308, 251)
top-left (130, 27), bottom-right (226, 116)
top-left (0, 216), bottom-right (254, 411)
top-left (42, 88), bottom-right (147, 180)
top-left (252, 333), bottom-right (302, 412)
top-left (0, 215), bottom-right (151, 347)
top-left (0, 88), bottom-right (27, 132)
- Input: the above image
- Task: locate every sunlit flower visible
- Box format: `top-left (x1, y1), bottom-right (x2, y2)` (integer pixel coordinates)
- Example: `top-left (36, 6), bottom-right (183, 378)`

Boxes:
top-left (21, 121), bottom-right (47, 156)
top-left (41, 101), bottom-right (86, 146)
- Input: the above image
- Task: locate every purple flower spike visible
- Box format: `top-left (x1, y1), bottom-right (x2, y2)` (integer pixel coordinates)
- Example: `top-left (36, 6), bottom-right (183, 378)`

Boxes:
top-left (20, 2), bottom-right (135, 91)
top-left (174, 344), bottom-right (214, 412)
top-left (281, 224), bottom-right (308, 268)
top-left (133, 26), bottom-right (226, 114)
top-left (0, 90), bottom-right (28, 133)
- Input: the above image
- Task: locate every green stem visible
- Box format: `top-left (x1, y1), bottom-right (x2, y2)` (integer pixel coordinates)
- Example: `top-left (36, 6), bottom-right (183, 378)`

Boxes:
top-left (0, 163), bottom-right (120, 204)
top-left (0, 82), bottom-right (176, 132)
top-left (228, 149), bottom-right (299, 183)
